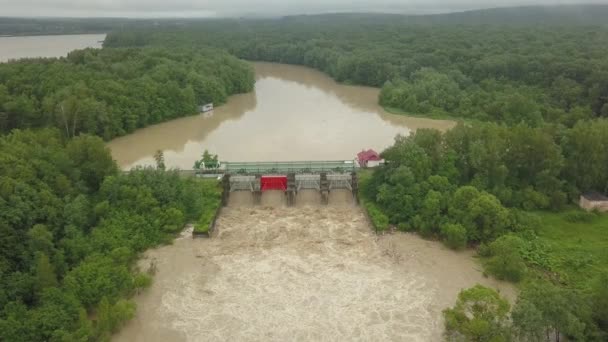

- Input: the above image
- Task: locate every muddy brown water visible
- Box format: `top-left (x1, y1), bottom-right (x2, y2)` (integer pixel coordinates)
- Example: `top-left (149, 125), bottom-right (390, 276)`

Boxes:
top-left (107, 62), bottom-right (455, 169)
top-left (109, 63), bottom-right (500, 341)
top-left (0, 34), bottom-right (105, 62)
top-left (114, 199), bottom-right (514, 342)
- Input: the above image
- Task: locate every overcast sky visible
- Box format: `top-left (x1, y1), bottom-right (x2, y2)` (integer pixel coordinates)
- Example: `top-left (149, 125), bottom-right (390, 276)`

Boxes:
top-left (0, 0), bottom-right (605, 17)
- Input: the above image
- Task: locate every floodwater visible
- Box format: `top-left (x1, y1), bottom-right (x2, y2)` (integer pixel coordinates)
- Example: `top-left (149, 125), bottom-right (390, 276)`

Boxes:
top-left (114, 198), bottom-right (514, 342)
top-left (107, 63), bottom-right (455, 170)
top-left (0, 34), bottom-right (105, 62)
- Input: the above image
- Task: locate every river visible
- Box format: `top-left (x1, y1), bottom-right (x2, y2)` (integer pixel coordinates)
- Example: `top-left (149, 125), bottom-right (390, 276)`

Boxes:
top-left (0, 34), bottom-right (105, 62)
top-left (114, 197), bottom-right (515, 342)
top-left (107, 62), bottom-right (455, 169)
top-left (108, 61), bottom-right (504, 342)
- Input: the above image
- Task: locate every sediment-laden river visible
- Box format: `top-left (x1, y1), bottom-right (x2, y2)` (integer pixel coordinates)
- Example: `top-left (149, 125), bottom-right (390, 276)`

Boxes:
top-left (107, 62), bottom-right (455, 169)
top-left (114, 193), bottom-right (515, 342)
top-left (108, 63), bottom-right (499, 341)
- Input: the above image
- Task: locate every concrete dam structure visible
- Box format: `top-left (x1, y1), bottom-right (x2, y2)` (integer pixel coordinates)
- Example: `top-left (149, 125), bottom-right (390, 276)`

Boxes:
top-left (216, 161), bottom-right (360, 207)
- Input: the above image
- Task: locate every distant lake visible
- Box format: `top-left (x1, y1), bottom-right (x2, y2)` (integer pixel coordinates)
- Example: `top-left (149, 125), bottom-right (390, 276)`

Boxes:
top-left (0, 34), bottom-right (105, 62)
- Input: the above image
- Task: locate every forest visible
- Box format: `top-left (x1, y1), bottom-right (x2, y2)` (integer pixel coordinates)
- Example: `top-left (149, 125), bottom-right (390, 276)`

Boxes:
top-left (0, 25), bottom-right (253, 340)
top-left (104, 14), bottom-right (608, 126)
top-left (0, 47), bottom-right (254, 139)
top-left (0, 129), bottom-right (221, 340)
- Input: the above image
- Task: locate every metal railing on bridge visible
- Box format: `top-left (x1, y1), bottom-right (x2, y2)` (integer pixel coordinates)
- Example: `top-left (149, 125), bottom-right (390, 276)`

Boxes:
top-left (199, 160), bottom-right (358, 175)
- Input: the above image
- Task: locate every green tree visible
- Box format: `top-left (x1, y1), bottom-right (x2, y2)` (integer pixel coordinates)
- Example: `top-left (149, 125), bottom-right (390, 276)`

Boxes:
top-left (194, 150), bottom-right (219, 170)
top-left (67, 135), bottom-right (118, 192)
top-left (443, 285), bottom-right (511, 342)
top-left (441, 223), bottom-right (468, 250)
top-left (483, 234), bottom-right (527, 282)
top-left (33, 252), bottom-right (58, 294)
top-left (512, 280), bottom-right (592, 341)
top-left (591, 272), bottom-right (608, 333)
top-left (154, 150), bottom-right (166, 171)
top-left (466, 193), bottom-right (510, 243)
top-left (95, 297), bottom-right (136, 340)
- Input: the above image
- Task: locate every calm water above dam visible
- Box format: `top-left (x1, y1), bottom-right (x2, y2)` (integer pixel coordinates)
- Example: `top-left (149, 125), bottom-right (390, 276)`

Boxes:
top-left (108, 62), bottom-right (455, 169)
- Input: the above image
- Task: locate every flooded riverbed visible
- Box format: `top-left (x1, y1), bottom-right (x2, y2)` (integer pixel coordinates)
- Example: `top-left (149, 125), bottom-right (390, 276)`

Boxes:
top-left (114, 202), bottom-right (514, 342)
top-left (108, 63), bottom-right (455, 169)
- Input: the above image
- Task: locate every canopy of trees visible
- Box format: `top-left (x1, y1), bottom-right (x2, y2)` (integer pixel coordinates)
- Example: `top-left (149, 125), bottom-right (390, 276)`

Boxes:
top-left (363, 121), bottom-right (608, 240)
top-left (0, 128), bottom-right (220, 340)
top-left (0, 47), bottom-right (254, 139)
top-left (445, 282), bottom-right (604, 341)
top-left (104, 15), bottom-right (608, 126)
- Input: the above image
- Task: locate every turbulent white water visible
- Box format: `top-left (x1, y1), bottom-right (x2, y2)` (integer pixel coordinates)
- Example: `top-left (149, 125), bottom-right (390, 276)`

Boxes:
top-left (114, 198), bottom-right (514, 342)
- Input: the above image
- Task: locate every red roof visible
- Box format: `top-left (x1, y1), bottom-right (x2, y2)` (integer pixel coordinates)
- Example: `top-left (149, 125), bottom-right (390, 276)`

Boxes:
top-left (357, 149), bottom-right (381, 163)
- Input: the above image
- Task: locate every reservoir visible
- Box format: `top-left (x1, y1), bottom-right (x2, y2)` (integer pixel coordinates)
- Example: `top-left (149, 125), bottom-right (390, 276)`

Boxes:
top-left (107, 62), bottom-right (455, 169)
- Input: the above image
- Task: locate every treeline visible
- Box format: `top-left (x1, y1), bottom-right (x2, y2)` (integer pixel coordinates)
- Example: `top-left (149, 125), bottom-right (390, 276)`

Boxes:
top-left (443, 279), bottom-right (607, 341)
top-left (0, 129), bottom-right (220, 340)
top-left (363, 120), bottom-right (608, 241)
top-left (0, 18), bottom-right (196, 36)
top-left (0, 47), bottom-right (254, 139)
top-left (104, 16), bottom-right (608, 125)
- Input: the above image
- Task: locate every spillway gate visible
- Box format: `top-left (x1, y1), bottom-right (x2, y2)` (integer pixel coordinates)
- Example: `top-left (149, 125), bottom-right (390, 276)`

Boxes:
top-left (210, 161), bottom-right (360, 207)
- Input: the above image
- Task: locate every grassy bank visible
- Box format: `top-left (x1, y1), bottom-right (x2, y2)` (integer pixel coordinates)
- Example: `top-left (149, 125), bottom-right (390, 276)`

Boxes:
top-left (358, 170), bottom-right (390, 233)
top-left (193, 179), bottom-right (222, 234)
top-left (382, 106), bottom-right (474, 124)
top-left (531, 209), bottom-right (608, 288)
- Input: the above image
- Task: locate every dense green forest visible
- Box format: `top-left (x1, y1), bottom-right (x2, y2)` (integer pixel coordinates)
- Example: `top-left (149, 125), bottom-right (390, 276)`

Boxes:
top-left (0, 47), bottom-right (254, 139)
top-left (0, 21), bottom-right (253, 340)
top-left (0, 129), bottom-right (220, 340)
top-left (105, 14), bottom-right (608, 126)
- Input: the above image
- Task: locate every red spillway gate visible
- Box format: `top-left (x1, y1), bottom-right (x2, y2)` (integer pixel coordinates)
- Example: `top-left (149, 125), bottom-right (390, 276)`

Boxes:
top-left (260, 176), bottom-right (287, 191)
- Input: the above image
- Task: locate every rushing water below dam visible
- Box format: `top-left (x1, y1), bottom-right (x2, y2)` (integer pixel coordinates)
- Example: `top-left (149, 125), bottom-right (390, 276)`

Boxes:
top-left (0, 34), bottom-right (105, 62)
top-left (114, 198), bottom-right (515, 342)
top-left (108, 62), bottom-right (455, 169)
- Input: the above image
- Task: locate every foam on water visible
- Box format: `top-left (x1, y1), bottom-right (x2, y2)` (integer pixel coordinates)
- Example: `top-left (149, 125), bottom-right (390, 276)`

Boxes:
top-left (114, 206), bottom-right (514, 342)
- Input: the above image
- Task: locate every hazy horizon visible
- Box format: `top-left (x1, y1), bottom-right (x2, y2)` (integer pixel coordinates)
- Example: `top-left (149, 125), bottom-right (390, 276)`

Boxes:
top-left (0, 0), bottom-right (606, 18)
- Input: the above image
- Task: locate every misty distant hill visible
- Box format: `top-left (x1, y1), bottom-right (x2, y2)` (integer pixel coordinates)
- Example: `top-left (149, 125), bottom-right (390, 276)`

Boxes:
top-left (1, 4), bottom-right (607, 36)
top-left (281, 5), bottom-right (608, 26)
top-left (415, 4), bottom-right (608, 25)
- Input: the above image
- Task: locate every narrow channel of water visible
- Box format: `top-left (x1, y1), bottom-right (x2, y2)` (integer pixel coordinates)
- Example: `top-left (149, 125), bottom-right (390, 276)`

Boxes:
top-left (107, 62), bottom-right (455, 169)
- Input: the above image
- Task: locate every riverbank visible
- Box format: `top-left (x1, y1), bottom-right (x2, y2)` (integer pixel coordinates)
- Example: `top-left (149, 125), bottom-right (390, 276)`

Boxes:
top-left (383, 106), bottom-right (474, 124)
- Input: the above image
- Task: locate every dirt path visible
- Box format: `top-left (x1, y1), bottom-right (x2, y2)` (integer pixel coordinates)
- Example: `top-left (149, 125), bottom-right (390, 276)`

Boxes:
top-left (114, 202), bottom-right (514, 342)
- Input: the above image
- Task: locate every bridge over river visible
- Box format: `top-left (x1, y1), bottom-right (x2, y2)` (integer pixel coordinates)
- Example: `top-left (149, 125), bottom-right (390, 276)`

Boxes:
top-left (203, 160), bottom-right (360, 207)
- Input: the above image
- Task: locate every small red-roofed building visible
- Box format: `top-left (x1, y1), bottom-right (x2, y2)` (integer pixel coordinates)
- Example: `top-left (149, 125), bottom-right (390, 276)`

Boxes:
top-left (357, 149), bottom-right (383, 168)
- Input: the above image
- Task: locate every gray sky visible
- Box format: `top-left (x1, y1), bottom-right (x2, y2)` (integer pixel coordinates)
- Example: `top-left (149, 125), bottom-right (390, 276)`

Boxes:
top-left (0, 0), bottom-right (605, 17)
